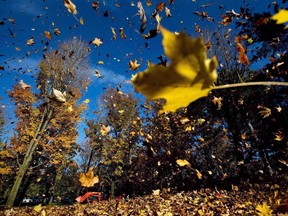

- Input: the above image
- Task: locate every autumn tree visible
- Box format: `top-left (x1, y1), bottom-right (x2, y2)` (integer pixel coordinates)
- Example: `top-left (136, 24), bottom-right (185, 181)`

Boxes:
top-left (0, 102), bottom-right (4, 141)
top-left (5, 38), bottom-right (90, 207)
top-left (84, 87), bottom-right (141, 198)
top-left (236, 4), bottom-right (288, 62)
top-left (0, 104), bottom-right (15, 199)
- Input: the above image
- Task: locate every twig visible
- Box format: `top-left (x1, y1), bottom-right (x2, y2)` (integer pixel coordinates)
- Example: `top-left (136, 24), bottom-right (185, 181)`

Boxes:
top-left (213, 81), bottom-right (288, 90)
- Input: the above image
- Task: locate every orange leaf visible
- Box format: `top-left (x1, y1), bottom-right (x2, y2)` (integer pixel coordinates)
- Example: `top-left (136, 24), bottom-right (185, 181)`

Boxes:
top-left (156, 2), bottom-right (165, 11)
top-left (236, 42), bottom-right (249, 65)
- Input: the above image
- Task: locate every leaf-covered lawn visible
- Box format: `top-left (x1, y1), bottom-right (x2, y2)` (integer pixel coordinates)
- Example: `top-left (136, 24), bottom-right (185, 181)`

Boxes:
top-left (1, 182), bottom-right (287, 216)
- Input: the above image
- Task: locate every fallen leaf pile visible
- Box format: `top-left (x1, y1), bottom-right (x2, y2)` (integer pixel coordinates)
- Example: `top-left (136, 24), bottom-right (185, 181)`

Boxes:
top-left (1, 181), bottom-right (287, 215)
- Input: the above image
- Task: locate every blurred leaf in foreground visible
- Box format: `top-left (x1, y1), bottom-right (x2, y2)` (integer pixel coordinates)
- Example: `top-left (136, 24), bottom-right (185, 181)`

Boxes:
top-left (132, 26), bottom-right (217, 113)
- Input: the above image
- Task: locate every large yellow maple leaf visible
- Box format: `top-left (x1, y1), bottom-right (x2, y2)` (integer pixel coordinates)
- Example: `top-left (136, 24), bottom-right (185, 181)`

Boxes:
top-left (271, 9), bottom-right (288, 24)
top-left (132, 26), bottom-right (218, 113)
top-left (79, 167), bottom-right (99, 187)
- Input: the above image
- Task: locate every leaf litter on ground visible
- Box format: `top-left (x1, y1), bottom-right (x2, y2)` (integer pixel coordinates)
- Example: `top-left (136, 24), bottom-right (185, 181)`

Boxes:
top-left (1, 181), bottom-right (288, 215)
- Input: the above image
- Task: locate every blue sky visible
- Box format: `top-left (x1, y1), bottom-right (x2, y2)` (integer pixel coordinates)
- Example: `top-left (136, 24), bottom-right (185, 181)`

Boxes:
top-left (0, 0), bottom-right (283, 141)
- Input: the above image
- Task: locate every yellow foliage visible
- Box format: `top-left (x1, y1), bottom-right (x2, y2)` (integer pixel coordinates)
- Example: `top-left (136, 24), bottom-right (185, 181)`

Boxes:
top-left (132, 26), bottom-right (218, 113)
top-left (195, 169), bottom-right (202, 179)
top-left (176, 159), bottom-right (190, 167)
top-left (0, 167), bottom-right (12, 175)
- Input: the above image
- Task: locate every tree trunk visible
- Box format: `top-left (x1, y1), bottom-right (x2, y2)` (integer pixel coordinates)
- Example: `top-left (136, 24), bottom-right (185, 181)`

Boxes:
top-left (6, 153), bottom-right (33, 207)
top-left (110, 181), bottom-right (115, 200)
top-left (247, 121), bottom-right (273, 177)
top-left (6, 108), bottom-right (53, 207)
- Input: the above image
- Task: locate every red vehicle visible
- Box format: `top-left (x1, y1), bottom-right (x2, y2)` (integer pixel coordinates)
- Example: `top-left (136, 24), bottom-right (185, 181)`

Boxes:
top-left (75, 192), bottom-right (102, 204)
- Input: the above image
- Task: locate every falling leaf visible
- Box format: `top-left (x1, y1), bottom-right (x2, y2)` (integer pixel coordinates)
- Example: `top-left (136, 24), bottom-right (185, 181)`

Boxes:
top-left (165, 7), bottom-right (172, 17)
top-left (236, 42), bottom-right (249, 65)
top-left (103, 10), bottom-right (108, 17)
top-left (111, 27), bottom-right (117, 39)
top-left (247, 38), bottom-right (254, 44)
top-left (146, 0), bottom-right (152, 6)
top-left (142, 29), bottom-right (158, 39)
top-left (132, 26), bottom-right (218, 113)
top-left (180, 118), bottom-right (190, 124)
top-left (274, 131), bottom-right (284, 141)
top-left (275, 105), bottom-right (282, 112)
top-left (91, 38), bottom-right (103, 46)
top-left (26, 37), bottom-right (34, 46)
top-left (44, 31), bottom-right (52, 40)
top-left (63, 0), bottom-right (77, 14)
top-left (92, 1), bottom-right (99, 9)
top-left (256, 202), bottom-right (273, 216)
top-left (119, 28), bottom-right (126, 38)
top-left (197, 118), bottom-right (205, 124)
top-left (100, 125), bottom-right (110, 135)
top-left (176, 159), bottom-right (190, 167)
top-left (138, 1), bottom-right (147, 33)
top-left (195, 25), bottom-right (202, 33)
top-left (278, 159), bottom-right (288, 167)
top-left (94, 69), bottom-right (102, 77)
top-left (8, 28), bottom-right (15, 38)
top-left (83, 99), bottom-right (90, 104)
top-left (54, 28), bottom-right (61, 36)
top-left (232, 184), bottom-right (239, 191)
top-left (198, 137), bottom-right (204, 142)
top-left (271, 9), bottom-right (288, 24)
top-left (196, 169), bottom-right (202, 179)
top-left (156, 2), bottom-right (165, 11)
top-left (221, 14), bottom-right (233, 26)
top-left (212, 96), bottom-right (223, 109)
top-left (8, 18), bottom-right (15, 24)
top-left (19, 80), bottom-right (32, 90)
top-left (79, 17), bottom-right (84, 25)
top-left (155, 14), bottom-right (162, 30)
top-left (258, 106), bottom-right (271, 118)
top-left (152, 189), bottom-right (160, 196)
top-left (129, 60), bottom-right (141, 71)
top-left (53, 88), bottom-right (66, 103)
top-left (79, 167), bottom-right (99, 187)
top-left (118, 110), bottom-right (124, 114)
top-left (241, 133), bottom-right (247, 140)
